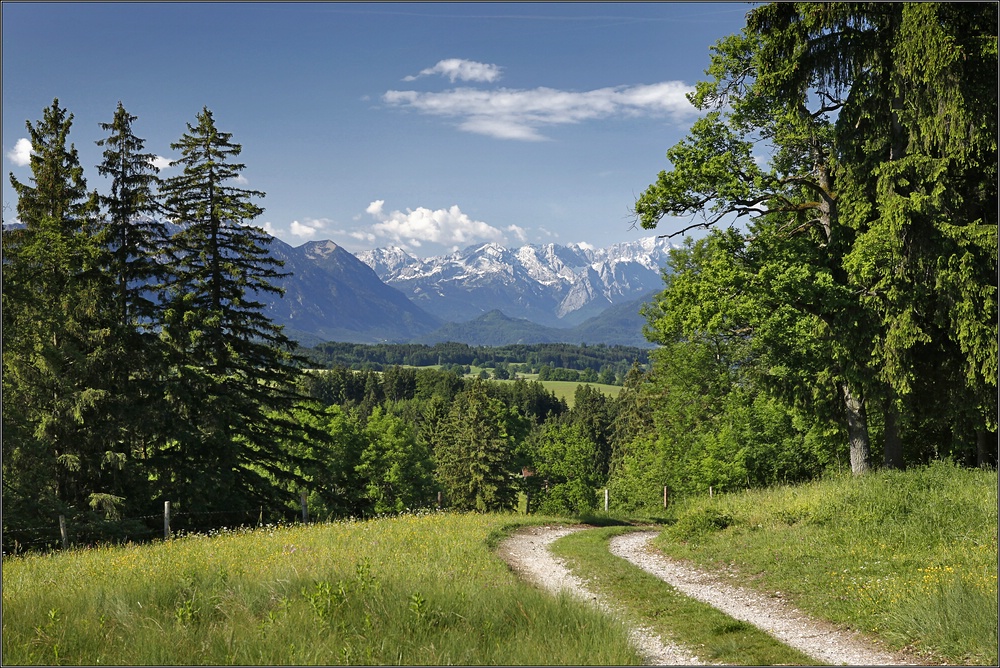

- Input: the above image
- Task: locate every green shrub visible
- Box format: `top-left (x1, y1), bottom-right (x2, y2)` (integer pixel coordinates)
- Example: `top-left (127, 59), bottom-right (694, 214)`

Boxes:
top-left (668, 507), bottom-right (734, 541)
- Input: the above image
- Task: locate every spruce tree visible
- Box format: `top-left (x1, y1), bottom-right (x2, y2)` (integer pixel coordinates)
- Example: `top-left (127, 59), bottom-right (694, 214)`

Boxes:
top-left (156, 107), bottom-right (307, 517)
top-left (92, 102), bottom-right (171, 511)
top-left (95, 101), bottom-right (168, 328)
top-left (3, 99), bottom-right (119, 535)
top-left (435, 380), bottom-right (518, 512)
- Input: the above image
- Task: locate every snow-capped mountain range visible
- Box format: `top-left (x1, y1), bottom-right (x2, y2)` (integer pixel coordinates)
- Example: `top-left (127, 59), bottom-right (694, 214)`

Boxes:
top-left (357, 236), bottom-right (674, 327)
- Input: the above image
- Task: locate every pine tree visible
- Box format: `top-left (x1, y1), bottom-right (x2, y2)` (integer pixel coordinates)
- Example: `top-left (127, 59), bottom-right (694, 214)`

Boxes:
top-left (93, 102), bottom-right (171, 505)
top-left (155, 107), bottom-right (308, 516)
top-left (3, 99), bottom-right (118, 534)
top-left (95, 101), bottom-right (168, 328)
top-left (435, 380), bottom-right (518, 512)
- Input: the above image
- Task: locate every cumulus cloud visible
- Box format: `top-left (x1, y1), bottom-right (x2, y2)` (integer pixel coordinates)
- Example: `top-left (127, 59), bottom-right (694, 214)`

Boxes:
top-left (289, 218), bottom-right (330, 239)
top-left (365, 200), bottom-right (510, 248)
top-left (403, 58), bottom-right (502, 83)
top-left (506, 224), bottom-right (528, 243)
top-left (150, 155), bottom-right (173, 170)
top-left (383, 80), bottom-right (695, 141)
top-left (7, 138), bottom-right (32, 166)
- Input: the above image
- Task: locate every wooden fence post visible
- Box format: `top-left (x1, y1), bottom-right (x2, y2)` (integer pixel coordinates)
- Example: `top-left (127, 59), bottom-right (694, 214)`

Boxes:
top-left (709, 486), bottom-right (714, 498)
top-left (164, 501), bottom-right (171, 540)
top-left (300, 490), bottom-right (309, 523)
top-left (437, 491), bottom-right (442, 510)
top-left (663, 486), bottom-right (668, 508)
top-left (59, 515), bottom-right (68, 549)
top-left (604, 488), bottom-right (609, 512)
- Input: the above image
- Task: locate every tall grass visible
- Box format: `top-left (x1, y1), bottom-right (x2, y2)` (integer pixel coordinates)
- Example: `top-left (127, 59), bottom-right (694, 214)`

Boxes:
top-left (657, 461), bottom-right (998, 665)
top-left (2, 513), bottom-right (643, 665)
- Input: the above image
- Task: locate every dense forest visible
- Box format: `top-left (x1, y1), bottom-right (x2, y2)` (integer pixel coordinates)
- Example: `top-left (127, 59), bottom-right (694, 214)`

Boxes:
top-left (303, 341), bottom-right (649, 384)
top-left (2, 3), bottom-right (996, 552)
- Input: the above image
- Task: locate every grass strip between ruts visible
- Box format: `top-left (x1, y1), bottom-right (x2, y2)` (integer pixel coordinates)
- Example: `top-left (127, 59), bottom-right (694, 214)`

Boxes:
top-left (550, 525), bottom-right (821, 666)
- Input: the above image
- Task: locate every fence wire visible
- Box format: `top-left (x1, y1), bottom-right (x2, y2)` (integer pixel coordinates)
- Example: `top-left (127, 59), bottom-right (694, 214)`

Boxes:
top-left (2, 506), bottom-right (300, 556)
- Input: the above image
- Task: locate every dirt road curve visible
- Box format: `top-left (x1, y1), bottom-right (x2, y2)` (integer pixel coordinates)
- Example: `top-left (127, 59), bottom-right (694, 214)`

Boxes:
top-left (611, 531), bottom-right (919, 666)
top-left (497, 525), bottom-right (705, 665)
top-left (498, 525), bottom-right (924, 666)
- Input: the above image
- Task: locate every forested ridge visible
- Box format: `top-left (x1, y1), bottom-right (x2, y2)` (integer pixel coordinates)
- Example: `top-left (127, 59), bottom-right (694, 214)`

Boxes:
top-left (304, 341), bottom-right (649, 382)
top-left (2, 3), bottom-right (996, 553)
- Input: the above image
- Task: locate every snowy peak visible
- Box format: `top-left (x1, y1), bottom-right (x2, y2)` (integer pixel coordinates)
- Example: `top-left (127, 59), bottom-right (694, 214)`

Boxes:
top-left (356, 246), bottom-right (419, 278)
top-left (356, 236), bottom-right (674, 327)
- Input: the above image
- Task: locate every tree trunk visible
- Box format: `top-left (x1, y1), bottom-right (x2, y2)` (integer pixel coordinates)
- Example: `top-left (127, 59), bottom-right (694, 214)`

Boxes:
top-left (976, 429), bottom-right (998, 468)
top-left (883, 402), bottom-right (904, 469)
top-left (839, 380), bottom-right (871, 475)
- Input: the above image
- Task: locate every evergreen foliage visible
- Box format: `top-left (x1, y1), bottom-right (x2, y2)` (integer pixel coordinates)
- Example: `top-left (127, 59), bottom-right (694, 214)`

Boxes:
top-left (154, 107), bottom-right (310, 514)
top-left (3, 99), bottom-right (118, 533)
top-left (434, 380), bottom-right (524, 512)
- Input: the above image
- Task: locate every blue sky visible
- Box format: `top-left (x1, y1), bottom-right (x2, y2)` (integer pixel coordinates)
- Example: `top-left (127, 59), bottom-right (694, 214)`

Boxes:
top-left (3, 2), bottom-right (753, 257)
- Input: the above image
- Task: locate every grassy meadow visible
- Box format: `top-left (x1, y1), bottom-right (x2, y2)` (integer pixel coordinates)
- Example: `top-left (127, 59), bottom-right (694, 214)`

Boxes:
top-left (3, 461), bottom-right (995, 666)
top-left (494, 375), bottom-right (622, 406)
top-left (1, 513), bottom-right (643, 666)
top-left (655, 461), bottom-right (998, 665)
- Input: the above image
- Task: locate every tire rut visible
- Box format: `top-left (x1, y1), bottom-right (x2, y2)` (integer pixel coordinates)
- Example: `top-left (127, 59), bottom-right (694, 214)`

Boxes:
top-left (499, 525), bottom-right (927, 666)
top-left (497, 525), bottom-right (704, 665)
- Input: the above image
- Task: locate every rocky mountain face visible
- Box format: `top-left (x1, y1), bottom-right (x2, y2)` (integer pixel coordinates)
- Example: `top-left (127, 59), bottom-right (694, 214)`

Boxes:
top-left (7, 214), bottom-right (671, 346)
top-left (262, 237), bottom-right (442, 346)
top-left (356, 237), bottom-right (673, 327)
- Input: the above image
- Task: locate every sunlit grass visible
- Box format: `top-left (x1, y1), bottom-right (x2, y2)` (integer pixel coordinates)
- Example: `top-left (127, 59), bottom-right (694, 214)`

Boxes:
top-left (655, 461), bottom-right (998, 665)
top-left (2, 512), bottom-right (643, 666)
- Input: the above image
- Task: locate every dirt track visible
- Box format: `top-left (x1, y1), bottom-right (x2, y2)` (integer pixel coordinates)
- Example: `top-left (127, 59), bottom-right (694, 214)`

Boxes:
top-left (498, 525), bottom-right (923, 666)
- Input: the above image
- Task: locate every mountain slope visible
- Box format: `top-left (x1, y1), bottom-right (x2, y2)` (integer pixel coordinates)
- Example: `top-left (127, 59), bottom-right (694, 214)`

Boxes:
top-left (357, 237), bottom-right (672, 327)
top-left (416, 291), bottom-right (658, 348)
top-left (260, 238), bottom-right (442, 344)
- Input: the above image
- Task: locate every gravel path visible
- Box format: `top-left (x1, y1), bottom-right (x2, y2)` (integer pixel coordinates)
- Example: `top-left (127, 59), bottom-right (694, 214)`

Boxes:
top-left (610, 531), bottom-right (920, 666)
top-left (497, 525), bottom-right (704, 665)
top-left (498, 525), bottom-right (925, 666)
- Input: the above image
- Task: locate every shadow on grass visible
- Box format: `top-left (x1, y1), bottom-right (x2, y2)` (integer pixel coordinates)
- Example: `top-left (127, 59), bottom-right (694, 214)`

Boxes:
top-left (574, 513), bottom-right (675, 527)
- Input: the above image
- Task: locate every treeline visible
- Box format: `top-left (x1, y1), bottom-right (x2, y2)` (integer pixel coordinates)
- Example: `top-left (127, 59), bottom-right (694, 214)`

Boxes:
top-left (290, 363), bottom-right (651, 520)
top-left (3, 3), bottom-right (995, 553)
top-left (304, 341), bottom-right (649, 384)
top-left (3, 100), bottom-right (312, 550)
top-left (625, 1), bottom-right (997, 486)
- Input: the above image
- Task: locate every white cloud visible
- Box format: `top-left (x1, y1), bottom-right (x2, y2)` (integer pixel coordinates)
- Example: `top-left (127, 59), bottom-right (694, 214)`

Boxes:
top-left (365, 200), bottom-right (509, 247)
top-left (383, 80), bottom-right (695, 141)
top-left (261, 221), bottom-right (277, 236)
top-left (150, 155), bottom-right (173, 170)
top-left (350, 230), bottom-right (377, 243)
top-left (506, 224), bottom-right (528, 243)
top-left (231, 174), bottom-right (249, 185)
top-left (7, 138), bottom-right (32, 166)
top-left (403, 58), bottom-right (502, 83)
top-left (289, 218), bottom-right (329, 239)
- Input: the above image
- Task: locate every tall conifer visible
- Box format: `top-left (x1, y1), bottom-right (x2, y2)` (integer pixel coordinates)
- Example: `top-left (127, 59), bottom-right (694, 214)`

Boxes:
top-left (156, 107), bottom-right (307, 515)
top-left (92, 102), bottom-right (170, 505)
top-left (3, 99), bottom-right (117, 529)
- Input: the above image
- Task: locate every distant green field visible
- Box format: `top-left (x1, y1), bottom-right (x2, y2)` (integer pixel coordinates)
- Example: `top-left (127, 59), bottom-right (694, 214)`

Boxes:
top-left (494, 377), bottom-right (621, 406)
top-left (539, 380), bottom-right (620, 406)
